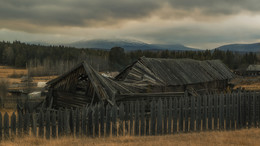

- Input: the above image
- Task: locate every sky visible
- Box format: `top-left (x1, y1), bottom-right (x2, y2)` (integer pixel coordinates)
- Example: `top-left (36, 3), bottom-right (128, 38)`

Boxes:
top-left (1, 0), bottom-right (260, 49)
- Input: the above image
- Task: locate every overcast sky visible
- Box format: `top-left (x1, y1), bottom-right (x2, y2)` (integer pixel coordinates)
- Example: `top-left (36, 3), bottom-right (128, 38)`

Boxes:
top-left (1, 0), bottom-right (260, 49)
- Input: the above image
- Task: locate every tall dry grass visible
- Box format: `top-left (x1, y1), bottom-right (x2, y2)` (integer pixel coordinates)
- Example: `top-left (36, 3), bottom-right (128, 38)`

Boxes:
top-left (0, 128), bottom-right (260, 146)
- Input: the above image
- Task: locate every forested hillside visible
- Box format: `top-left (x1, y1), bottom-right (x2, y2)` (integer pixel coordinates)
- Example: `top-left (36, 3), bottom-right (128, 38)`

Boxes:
top-left (0, 41), bottom-right (258, 76)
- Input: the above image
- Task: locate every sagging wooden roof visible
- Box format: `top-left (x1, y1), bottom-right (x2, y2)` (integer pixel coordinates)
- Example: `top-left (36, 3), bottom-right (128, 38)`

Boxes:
top-left (246, 65), bottom-right (260, 71)
top-left (46, 61), bottom-right (133, 105)
top-left (115, 57), bottom-right (235, 86)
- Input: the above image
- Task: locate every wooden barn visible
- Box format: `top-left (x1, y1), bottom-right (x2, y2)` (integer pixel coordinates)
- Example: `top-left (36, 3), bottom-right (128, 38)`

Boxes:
top-left (115, 57), bottom-right (235, 94)
top-left (46, 57), bottom-right (235, 109)
top-left (246, 64), bottom-right (260, 76)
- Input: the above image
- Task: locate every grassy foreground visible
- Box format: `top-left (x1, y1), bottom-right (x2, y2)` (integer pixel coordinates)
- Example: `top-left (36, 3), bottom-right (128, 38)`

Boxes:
top-left (1, 128), bottom-right (260, 146)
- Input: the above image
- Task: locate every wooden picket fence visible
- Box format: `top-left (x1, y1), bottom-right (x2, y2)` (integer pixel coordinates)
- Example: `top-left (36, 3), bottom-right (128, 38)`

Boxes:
top-left (0, 90), bottom-right (260, 140)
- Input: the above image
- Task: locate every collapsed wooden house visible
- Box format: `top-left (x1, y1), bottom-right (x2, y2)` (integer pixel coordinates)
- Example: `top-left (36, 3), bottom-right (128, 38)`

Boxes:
top-left (46, 57), bottom-right (235, 109)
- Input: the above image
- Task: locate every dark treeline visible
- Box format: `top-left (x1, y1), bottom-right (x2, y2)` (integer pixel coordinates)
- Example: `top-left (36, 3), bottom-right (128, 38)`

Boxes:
top-left (0, 41), bottom-right (258, 75)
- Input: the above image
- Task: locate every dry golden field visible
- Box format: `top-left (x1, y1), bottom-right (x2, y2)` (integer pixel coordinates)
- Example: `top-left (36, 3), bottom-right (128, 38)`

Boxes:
top-left (0, 128), bottom-right (259, 146)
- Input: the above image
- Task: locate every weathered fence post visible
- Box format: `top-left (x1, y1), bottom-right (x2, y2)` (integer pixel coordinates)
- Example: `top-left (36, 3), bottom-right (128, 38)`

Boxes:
top-left (140, 100), bottom-right (145, 136)
top-left (24, 112), bottom-right (30, 135)
top-left (58, 109), bottom-right (63, 137)
top-left (151, 99), bottom-right (156, 135)
top-left (11, 112), bottom-right (16, 136)
top-left (119, 102), bottom-right (124, 136)
top-left (64, 108), bottom-right (69, 136)
top-left (93, 105), bottom-right (99, 137)
top-left (190, 96), bottom-right (195, 132)
top-left (179, 97), bottom-right (184, 133)
top-left (168, 98), bottom-right (173, 134)
top-left (185, 96), bottom-right (189, 132)
top-left (226, 93), bottom-right (230, 131)
top-left (87, 107), bottom-right (93, 137)
top-left (18, 110), bottom-right (23, 137)
top-left (125, 102), bottom-right (129, 135)
top-left (214, 94), bottom-right (218, 130)
top-left (70, 109), bottom-right (74, 136)
top-left (38, 110), bottom-right (44, 138)
top-left (75, 108), bottom-right (80, 137)
top-left (130, 101), bottom-right (134, 135)
top-left (112, 104), bottom-right (117, 136)
top-left (247, 91), bottom-right (251, 128)
top-left (82, 107), bottom-right (87, 136)
top-left (231, 93), bottom-right (235, 130)
top-left (253, 91), bottom-right (256, 127)
top-left (134, 100), bottom-right (139, 136)
top-left (208, 94), bottom-right (212, 130)
top-left (99, 103), bottom-right (105, 137)
top-left (4, 112), bottom-right (9, 139)
top-left (219, 93), bottom-right (224, 130)
top-left (196, 96), bottom-right (201, 131)
top-left (51, 111), bottom-right (56, 138)
top-left (173, 98), bottom-right (178, 134)
top-left (46, 110), bottom-right (51, 139)
top-left (202, 95), bottom-right (207, 131)
top-left (31, 112), bottom-right (36, 137)
top-left (157, 98), bottom-right (163, 135)
top-left (106, 104), bottom-right (111, 137)
top-left (163, 99), bottom-right (168, 134)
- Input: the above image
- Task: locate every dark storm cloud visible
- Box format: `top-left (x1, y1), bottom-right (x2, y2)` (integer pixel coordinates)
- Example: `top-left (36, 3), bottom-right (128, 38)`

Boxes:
top-left (0, 0), bottom-right (260, 29)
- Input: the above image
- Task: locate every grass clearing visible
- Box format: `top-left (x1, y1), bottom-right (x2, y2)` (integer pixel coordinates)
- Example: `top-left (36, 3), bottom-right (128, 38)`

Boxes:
top-left (0, 128), bottom-right (259, 146)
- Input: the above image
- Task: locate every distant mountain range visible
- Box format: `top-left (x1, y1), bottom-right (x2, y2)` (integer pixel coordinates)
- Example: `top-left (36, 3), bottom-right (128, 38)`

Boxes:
top-left (215, 43), bottom-right (260, 52)
top-left (28, 39), bottom-right (260, 52)
top-left (65, 39), bottom-right (199, 51)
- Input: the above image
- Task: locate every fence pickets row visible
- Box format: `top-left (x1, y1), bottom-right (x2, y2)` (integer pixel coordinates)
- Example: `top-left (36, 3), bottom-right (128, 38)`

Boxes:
top-left (0, 91), bottom-right (260, 139)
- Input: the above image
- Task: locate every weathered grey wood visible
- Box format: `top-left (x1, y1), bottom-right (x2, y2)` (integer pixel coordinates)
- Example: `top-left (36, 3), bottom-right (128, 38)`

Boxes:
top-left (179, 97), bottom-right (183, 133)
top-left (190, 96), bottom-right (195, 131)
top-left (46, 110), bottom-right (51, 139)
top-left (64, 109), bottom-right (69, 136)
top-left (75, 108), bottom-right (80, 137)
top-left (202, 95), bottom-right (207, 131)
top-left (11, 112), bottom-right (16, 136)
top-left (208, 94), bottom-right (212, 130)
top-left (151, 99), bottom-right (156, 135)
top-left (119, 102), bottom-right (124, 136)
top-left (87, 108), bottom-right (93, 137)
top-left (4, 112), bottom-right (9, 139)
top-left (106, 104), bottom-right (111, 137)
top-left (238, 91), bottom-right (243, 129)
top-left (31, 112), bottom-right (36, 137)
top-left (82, 107), bottom-right (87, 136)
top-left (226, 93), bottom-right (230, 130)
top-left (94, 105), bottom-right (99, 137)
top-left (196, 96), bottom-right (201, 131)
top-left (163, 99), bottom-right (167, 134)
top-left (112, 104), bottom-right (117, 136)
top-left (125, 102), bottom-right (129, 135)
top-left (157, 98), bottom-right (163, 135)
top-left (69, 109), bottom-right (74, 136)
top-left (18, 110), bottom-right (23, 136)
top-left (58, 109), bottom-right (63, 137)
top-left (173, 97), bottom-right (178, 134)
top-left (39, 110), bottom-right (44, 138)
top-left (24, 112), bottom-right (30, 135)
top-left (214, 94), bottom-right (218, 130)
top-left (130, 101), bottom-right (134, 135)
top-left (256, 92), bottom-right (260, 128)
top-left (253, 91), bottom-right (256, 127)
top-left (185, 96), bottom-right (189, 132)
top-left (140, 100), bottom-right (145, 136)
top-left (231, 93), bottom-right (235, 130)
top-left (51, 111), bottom-right (56, 138)
top-left (134, 100), bottom-right (139, 136)
top-left (99, 103), bottom-right (105, 137)
top-left (168, 98), bottom-right (173, 134)
top-left (145, 104), bottom-right (150, 135)
top-left (247, 91), bottom-right (251, 128)
top-left (219, 93), bottom-right (224, 130)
